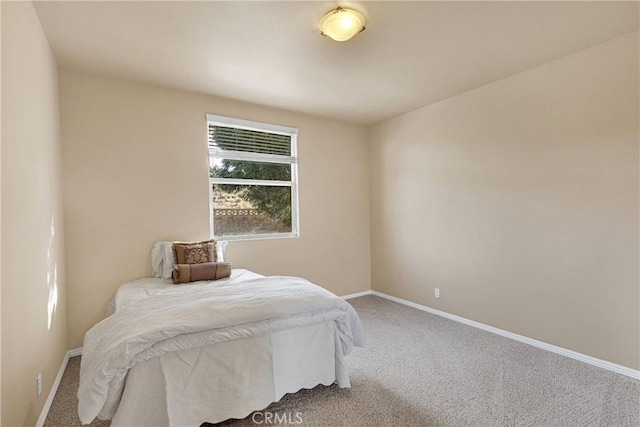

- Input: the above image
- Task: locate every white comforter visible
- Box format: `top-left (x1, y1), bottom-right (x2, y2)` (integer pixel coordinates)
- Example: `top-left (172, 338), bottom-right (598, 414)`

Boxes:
top-left (78, 269), bottom-right (364, 424)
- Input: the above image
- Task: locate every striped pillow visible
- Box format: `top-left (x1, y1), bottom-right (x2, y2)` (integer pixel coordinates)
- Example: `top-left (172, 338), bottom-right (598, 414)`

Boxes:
top-left (172, 262), bottom-right (232, 284)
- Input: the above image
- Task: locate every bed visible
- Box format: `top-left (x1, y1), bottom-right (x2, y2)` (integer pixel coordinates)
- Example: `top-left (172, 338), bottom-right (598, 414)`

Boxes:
top-left (77, 268), bottom-right (364, 426)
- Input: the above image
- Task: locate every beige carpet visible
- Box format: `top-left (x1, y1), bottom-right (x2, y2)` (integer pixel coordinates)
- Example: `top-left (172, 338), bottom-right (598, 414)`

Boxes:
top-left (45, 296), bottom-right (639, 427)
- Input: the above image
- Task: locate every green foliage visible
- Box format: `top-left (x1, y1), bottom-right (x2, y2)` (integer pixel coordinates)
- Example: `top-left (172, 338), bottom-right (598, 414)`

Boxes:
top-left (211, 160), bottom-right (292, 227)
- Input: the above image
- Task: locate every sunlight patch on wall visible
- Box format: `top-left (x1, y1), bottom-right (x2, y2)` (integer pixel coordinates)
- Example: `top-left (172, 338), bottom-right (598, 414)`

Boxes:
top-left (47, 214), bottom-right (58, 330)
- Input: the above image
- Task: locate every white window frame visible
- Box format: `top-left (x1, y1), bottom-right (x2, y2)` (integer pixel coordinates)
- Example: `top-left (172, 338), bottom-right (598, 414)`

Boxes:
top-left (206, 114), bottom-right (299, 241)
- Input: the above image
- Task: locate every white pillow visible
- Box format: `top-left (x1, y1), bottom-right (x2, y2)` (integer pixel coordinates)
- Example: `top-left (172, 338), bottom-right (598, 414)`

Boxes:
top-left (217, 240), bottom-right (228, 262)
top-left (150, 241), bottom-right (173, 279)
top-left (151, 240), bottom-right (228, 279)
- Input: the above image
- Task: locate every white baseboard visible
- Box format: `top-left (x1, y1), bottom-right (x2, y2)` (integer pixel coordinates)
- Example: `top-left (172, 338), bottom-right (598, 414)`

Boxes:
top-left (68, 347), bottom-right (83, 357)
top-left (35, 349), bottom-right (71, 427)
top-left (341, 290), bottom-right (372, 300)
top-left (371, 290), bottom-right (640, 380)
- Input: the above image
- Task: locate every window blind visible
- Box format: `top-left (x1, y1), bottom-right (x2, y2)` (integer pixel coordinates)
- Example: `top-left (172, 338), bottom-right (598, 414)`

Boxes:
top-left (208, 125), bottom-right (292, 156)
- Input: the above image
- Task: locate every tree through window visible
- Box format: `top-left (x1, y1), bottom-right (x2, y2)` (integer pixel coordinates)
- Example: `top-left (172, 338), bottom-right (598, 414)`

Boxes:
top-left (207, 114), bottom-right (299, 239)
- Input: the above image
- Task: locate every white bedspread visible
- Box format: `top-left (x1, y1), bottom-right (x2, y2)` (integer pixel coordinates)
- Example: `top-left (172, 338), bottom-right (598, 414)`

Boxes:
top-left (78, 269), bottom-right (364, 425)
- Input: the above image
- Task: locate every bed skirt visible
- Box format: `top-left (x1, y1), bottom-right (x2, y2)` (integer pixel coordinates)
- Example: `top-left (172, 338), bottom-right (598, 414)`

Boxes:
top-left (108, 321), bottom-right (349, 426)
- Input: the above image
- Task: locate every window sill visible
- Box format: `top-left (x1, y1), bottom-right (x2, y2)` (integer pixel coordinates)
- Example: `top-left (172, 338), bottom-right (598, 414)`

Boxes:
top-left (213, 232), bottom-right (299, 242)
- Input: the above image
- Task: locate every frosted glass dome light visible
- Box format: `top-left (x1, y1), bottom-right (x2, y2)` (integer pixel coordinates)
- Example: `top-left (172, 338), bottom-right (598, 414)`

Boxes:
top-left (319, 7), bottom-right (366, 42)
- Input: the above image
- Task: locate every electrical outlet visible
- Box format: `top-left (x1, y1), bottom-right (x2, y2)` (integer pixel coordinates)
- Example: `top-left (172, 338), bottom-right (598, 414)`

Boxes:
top-left (37, 374), bottom-right (42, 397)
top-left (434, 288), bottom-right (440, 298)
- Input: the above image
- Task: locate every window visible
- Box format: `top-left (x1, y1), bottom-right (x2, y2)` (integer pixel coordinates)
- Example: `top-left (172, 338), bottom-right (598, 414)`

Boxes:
top-left (207, 114), bottom-right (299, 240)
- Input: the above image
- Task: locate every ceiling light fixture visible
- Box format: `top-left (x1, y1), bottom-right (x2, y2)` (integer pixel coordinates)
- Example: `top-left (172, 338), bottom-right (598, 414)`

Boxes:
top-left (319, 6), bottom-right (366, 42)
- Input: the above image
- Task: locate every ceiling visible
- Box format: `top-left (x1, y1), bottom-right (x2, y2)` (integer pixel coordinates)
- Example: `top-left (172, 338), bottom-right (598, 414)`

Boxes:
top-left (34, 1), bottom-right (639, 125)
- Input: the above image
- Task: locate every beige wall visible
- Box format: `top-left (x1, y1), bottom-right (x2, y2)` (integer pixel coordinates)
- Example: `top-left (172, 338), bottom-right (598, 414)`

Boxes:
top-left (60, 71), bottom-right (371, 349)
top-left (370, 33), bottom-right (639, 370)
top-left (0, 2), bottom-right (4, 423)
top-left (1, 2), bottom-right (68, 426)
